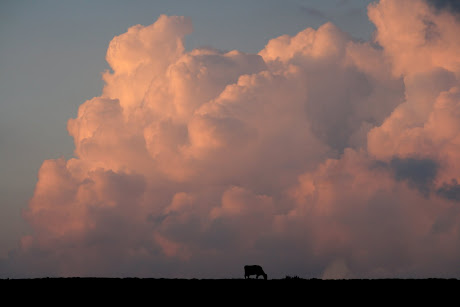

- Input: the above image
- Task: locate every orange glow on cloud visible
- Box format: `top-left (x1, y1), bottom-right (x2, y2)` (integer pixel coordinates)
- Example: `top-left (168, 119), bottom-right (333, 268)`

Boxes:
top-left (6, 1), bottom-right (460, 279)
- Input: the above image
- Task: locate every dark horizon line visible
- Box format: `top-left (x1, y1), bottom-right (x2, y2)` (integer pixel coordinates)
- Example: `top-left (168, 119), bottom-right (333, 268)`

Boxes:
top-left (2, 277), bottom-right (459, 281)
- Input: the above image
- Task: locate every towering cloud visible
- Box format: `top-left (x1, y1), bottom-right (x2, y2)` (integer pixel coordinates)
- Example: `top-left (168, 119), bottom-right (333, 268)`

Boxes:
top-left (4, 0), bottom-right (460, 278)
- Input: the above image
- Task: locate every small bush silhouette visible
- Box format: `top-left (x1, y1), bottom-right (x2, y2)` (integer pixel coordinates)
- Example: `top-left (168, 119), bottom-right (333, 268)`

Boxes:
top-left (284, 275), bottom-right (305, 280)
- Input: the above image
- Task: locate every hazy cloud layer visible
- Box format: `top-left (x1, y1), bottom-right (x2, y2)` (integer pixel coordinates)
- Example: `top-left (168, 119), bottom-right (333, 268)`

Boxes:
top-left (427, 0), bottom-right (460, 13)
top-left (4, 0), bottom-right (460, 279)
top-left (299, 6), bottom-right (328, 20)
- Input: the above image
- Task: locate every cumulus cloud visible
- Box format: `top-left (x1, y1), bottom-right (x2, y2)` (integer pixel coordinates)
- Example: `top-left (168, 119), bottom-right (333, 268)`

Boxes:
top-left (4, 0), bottom-right (460, 278)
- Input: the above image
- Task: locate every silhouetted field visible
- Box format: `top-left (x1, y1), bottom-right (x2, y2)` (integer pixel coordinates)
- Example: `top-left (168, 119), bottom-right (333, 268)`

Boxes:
top-left (2, 276), bottom-right (456, 303)
top-left (2, 276), bottom-right (458, 282)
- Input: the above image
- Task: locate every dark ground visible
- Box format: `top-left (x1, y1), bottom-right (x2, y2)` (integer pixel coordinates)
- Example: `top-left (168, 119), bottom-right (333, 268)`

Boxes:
top-left (1, 277), bottom-right (456, 303)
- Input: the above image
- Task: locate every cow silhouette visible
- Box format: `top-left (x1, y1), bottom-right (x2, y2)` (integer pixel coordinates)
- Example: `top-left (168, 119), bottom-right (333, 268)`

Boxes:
top-left (244, 265), bottom-right (267, 280)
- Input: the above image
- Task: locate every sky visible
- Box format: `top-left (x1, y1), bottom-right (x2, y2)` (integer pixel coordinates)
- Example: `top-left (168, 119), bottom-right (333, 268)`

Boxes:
top-left (1, 0), bottom-right (460, 279)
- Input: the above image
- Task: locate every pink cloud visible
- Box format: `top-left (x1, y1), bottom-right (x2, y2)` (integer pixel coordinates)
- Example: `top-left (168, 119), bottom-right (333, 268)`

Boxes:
top-left (4, 0), bottom-right (460, 279)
